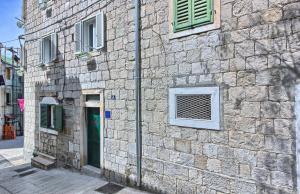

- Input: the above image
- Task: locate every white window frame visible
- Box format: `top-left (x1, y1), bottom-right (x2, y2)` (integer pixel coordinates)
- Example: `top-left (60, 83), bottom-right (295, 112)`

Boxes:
top-left (75, 12), bottom-right (105, 54)
top-left (38, 0), bottom-right (49, 9)
top-left (169, 87), bottom-right (220, 130)
top-left (6, 91), bottom-right (12, 105)
top-left (39, 33), bottom-right (57, 65)
top-left (82, 17), bottom-right (97, 52)
top-left (42, 35), bottom-right (51, 64)
top-left (168, 0), bottom-right (221, 39)
top-left (39, 97), bottom-right (59, 135)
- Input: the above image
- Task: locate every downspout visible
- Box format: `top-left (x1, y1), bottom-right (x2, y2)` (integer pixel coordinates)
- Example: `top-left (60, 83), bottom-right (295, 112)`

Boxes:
top-left (134, 0), bottom-right (142, 187)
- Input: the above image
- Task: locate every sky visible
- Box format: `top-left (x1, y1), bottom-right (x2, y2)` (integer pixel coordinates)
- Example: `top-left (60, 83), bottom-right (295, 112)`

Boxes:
top-left (0, 0), bottom-right (23, 49)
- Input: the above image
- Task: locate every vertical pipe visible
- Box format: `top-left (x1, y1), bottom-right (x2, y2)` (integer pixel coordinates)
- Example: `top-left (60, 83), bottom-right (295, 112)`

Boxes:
top-left (134, 0), bottom-right (142, 187)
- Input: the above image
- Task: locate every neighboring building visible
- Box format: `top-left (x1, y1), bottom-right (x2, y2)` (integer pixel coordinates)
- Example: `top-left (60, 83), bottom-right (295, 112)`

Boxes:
top-left (22, 0), bottom-right (299, 193)
top-left (0, 50), bottom-right (24, 139)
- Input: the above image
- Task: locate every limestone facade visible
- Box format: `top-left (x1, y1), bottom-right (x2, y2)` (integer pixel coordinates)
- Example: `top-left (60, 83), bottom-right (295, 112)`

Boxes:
top-left (23, 0), bottom-right (299, 193)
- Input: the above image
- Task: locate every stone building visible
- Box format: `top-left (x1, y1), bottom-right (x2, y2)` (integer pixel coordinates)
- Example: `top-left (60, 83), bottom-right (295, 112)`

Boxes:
top-left (22, 0), bottom-right (300, 193)
top-left (0, 51), bottom-right (24, 139)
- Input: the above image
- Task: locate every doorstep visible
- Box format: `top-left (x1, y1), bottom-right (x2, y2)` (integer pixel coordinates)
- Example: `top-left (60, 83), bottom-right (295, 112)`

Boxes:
top-left (82, 165), bottom-right (102, 178)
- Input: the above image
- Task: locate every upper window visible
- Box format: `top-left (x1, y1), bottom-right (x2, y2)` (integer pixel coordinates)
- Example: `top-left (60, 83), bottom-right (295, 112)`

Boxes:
top-left (6, 92), bottom-right (11, 105)
top-left (39, 33), bottom-right (57, 65)
top-left (170, 0), bottom-right (220, 38)
top-left (173, 0), bottom-right (213, 32)
top-left (169, 87), bottom-right (220, 130)
top-left (75, 12), bottom-right (105, 54)
top-left (5, 68), bottom-right (11, 80)
top-left (38, 0), bottom-right (50, 9)
top-left (174, 0), bottom-right (213, 32)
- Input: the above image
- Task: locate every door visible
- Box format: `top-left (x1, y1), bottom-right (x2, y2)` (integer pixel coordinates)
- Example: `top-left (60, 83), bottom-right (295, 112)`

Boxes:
top-left (87, 107), bottom-right (100, 168)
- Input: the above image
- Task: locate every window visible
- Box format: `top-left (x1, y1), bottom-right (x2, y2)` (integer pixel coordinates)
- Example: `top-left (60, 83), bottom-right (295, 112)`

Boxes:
top-left (38, 0), bottom-right (49, 9)
top-left (6, 93), bottom-right (11, 105)
top-left (75, 12), bottom-right (105, 53)
top-left (40, 104), bottom-right (63, 131)
top-left (173, 0), bottom-right (213, 32)
top-left (39, 33), bottom-right (57, 65)
top-left (170, 0), bottom-right (220, 38)
top-left (169, 87), bottom-right (220, 130)
top-left (5, 68), bottom-right (11, 80)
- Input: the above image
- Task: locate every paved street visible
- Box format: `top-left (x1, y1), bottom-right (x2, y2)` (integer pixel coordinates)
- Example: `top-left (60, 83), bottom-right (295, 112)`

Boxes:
top-left (0, 137), bottom-right (150, 194)
top-left (0, 136), bottom-right (26, 169)
top-left (0, 165), bottom-right (151, 194)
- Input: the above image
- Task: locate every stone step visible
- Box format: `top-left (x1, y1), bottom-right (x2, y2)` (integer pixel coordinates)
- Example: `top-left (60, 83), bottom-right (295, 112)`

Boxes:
top-left (81, 165), bottom-right (102, 178)
top-left (31, 156), bottom-right (56, 170)
top-left (37, 152), bottom-right (56, 163)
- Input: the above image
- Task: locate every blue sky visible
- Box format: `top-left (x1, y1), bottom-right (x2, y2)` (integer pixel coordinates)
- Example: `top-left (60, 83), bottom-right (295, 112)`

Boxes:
top-left (0, 0), bottom-right (23, 48)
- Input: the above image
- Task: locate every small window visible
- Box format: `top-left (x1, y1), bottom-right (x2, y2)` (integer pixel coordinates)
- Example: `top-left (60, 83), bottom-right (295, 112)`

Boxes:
top-left (39, 33), bottom-right (57, 65)
top-left (173, 0), bottom-right (213, 32)
top-left (5, 68), bottom-right (11, 80)
top-left (6, 93), bottom-right (11, 105)
top-left (75, 12), bottom-right (105, 54)
top-left (38, 0), bottom-right (49, 9)
top-left (40, 104), bottom-right (63, 131)
top-left (169, 87), bottom-right (220, 130)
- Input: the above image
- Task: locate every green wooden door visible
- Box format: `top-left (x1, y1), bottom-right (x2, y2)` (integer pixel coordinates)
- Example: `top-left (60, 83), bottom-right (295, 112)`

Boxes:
top-left (87, 108), bottom-right (100, 168)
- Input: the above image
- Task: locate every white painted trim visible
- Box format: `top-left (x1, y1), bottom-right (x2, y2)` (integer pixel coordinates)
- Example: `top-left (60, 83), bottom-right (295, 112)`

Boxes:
top-left (168, 0), bottom-right (221, 39)
top-left (40, 97), bottom-right (58, 105)
top-left (85, 101), bottom-right (101, 108)
top-left (40, 127), bottom-right (58, 135)
top-left (169, 87), bottom-right (220, 130)
top-left (80, 90), bottom-right (105, 170)
top-left (39, 97), bottom-right (59, 136)
top-left (295, 84), bottom-right (300, 193)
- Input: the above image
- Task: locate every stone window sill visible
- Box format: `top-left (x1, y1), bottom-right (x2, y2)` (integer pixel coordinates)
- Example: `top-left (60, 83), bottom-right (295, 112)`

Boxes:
top-left (169, 23), bottom-right (221, 39)
top-left (40, 127), bottom-right (58, 135)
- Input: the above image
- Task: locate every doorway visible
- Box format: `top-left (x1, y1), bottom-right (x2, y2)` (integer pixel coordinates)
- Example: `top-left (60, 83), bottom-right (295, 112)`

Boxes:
top-left (80, 90), bottom-right (104, 170)
top-left (87, 107), bottom-right (100, 168)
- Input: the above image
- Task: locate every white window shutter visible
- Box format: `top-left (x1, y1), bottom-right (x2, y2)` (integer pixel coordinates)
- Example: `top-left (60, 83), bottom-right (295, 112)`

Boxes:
top-left (51, 33), bottom-right (57, 62)
top-left (96, 12), bottom-right (105, 49)
top-left (39, 39), bottom-right (43, 64)
top-left (21, 46), bottom-right (26, 67)
top-left (75, 22), bottom-right (82, 53)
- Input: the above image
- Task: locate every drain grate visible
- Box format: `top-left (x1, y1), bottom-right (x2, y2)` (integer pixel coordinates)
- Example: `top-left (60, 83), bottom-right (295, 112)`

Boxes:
top-left (95, 183), bottom-right (125, 194)
top-left (19, 170), bottom-right (37, 177)
top-left (14, 166), bottom-right (33, 173)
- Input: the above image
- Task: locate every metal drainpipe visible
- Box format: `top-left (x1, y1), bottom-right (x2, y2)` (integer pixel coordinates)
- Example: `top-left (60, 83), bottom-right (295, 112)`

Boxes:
top-left (134, 0), bottom-right (142, 187)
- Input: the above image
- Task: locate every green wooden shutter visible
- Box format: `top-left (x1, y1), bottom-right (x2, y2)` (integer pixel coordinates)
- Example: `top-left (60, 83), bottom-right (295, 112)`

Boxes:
top-left (40, 104), bottom-right (49, 128)
top-left (192, 0), bottom-right (213, 26)
top-left (174, 0), bottom-right (192, 32)
top-left (54, 105), bottom-right (63, 131)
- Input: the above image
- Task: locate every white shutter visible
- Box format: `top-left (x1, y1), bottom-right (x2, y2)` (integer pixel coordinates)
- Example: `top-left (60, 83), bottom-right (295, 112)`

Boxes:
top-left (21, 46), bottom-right (26, 67)
top-left (96, 12), bottom-right (105, 49)
top-left (51, 33), bottom-right (57, 62)
top-left (75, 22), bottom-right (82, 53)
top-left (39, 39), bottom-right (43, 65)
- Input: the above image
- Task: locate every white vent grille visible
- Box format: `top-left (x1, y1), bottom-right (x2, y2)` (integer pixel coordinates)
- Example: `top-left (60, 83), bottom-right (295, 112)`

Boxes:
top-left (169, 87), bottom-right (220, 130)
top-left (176, 95), bottom-right (211, 120)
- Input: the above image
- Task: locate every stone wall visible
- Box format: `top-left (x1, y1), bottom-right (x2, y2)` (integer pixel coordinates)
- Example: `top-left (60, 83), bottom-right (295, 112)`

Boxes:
top-left (23, 0), bottom-right (299, 193)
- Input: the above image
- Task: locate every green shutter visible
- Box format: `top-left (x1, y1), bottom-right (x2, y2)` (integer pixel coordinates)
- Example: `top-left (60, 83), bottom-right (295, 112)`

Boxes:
top-left (54, 105), bottom-right (63, 131)
top-left (40, 104), bottom-right (49, 128)
top-left (174, 0), bottom-right (192, 32)
top-left (192, 0), bottom-right (213, 26)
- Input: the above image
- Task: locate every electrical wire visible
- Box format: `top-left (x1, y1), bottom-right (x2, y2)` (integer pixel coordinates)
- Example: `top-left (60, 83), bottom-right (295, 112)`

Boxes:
top-left (0, 38), bottom-right (20, 44)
